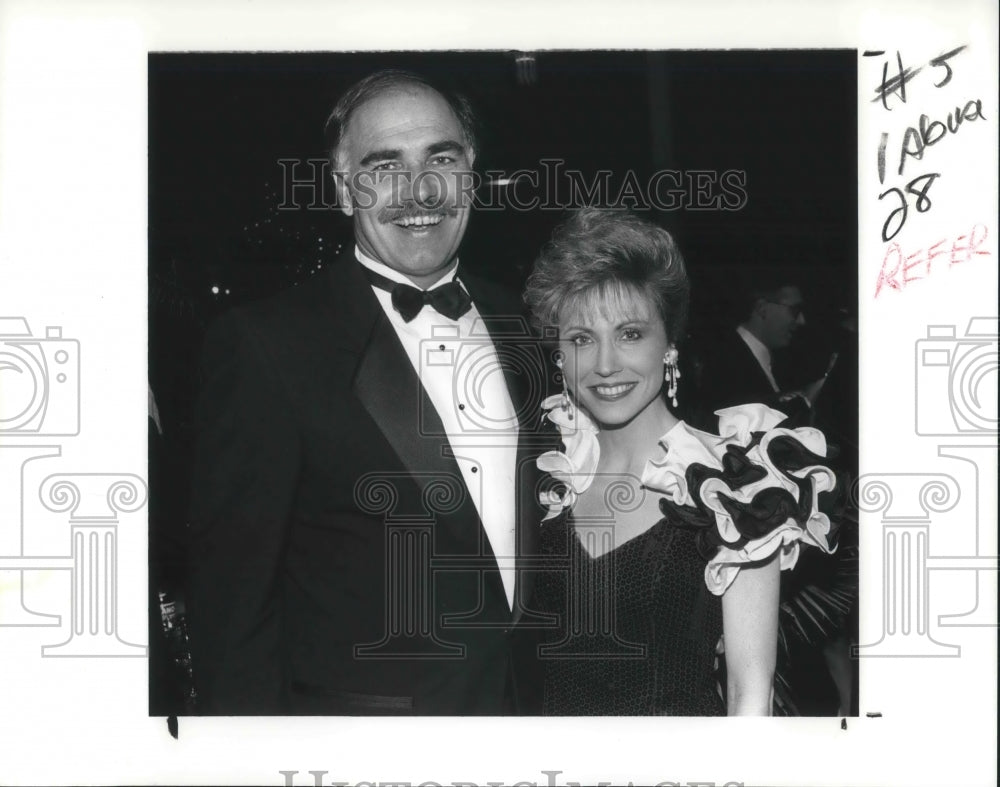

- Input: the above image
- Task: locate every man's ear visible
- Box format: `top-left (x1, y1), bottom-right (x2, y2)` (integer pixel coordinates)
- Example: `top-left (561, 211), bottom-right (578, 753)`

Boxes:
top-left (332, 170), bottom-right (354, 217)
top-left (751, 297), bottom-right (768, 321)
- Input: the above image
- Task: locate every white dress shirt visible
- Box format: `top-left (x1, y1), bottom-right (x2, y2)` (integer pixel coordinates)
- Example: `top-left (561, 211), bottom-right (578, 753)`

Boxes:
top-left (355, 247), bottom-right (519, 609)
top-left (736, 324), bottom-right (780, 392)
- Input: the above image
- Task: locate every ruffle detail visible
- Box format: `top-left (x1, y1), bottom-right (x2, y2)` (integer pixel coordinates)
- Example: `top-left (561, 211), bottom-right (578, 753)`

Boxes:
top-left (536, 394), bottom-right (600, 520)
top-left (536, 399), bottom-right (839, 594)
top-left (642, 405), bottom-right (838, 595)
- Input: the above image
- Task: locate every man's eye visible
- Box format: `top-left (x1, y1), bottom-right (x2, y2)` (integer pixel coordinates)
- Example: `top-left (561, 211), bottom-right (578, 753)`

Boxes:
top-left (429, 155), bottom-right (457, 167)
top-left (370, 162), bottom-right (399, 173)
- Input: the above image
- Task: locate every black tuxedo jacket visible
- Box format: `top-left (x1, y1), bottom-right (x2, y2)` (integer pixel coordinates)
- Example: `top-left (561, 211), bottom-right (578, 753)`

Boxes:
top-left (187, 252), bottom-right (549, 714)
top-left (696, 329), bottom-right (808, 430)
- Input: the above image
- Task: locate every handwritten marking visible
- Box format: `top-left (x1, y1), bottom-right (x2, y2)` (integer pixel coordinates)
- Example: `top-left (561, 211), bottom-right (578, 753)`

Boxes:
top-left (897, 99), bottom-right (986, 176)
top-left (877, 132), bottom-right (889, 184)
top-left (874, 51), bottom-right (923, 109)
top-left (870, 46), bottom-right (969, 107)
top-left (875, 223), bottom-right (991, 297)
top-left (928, 45), bottom-right (968, 88)
top-left (878, 172), bottom-right (940, 242)
top-left (869, 45), bottom-right (976, 243)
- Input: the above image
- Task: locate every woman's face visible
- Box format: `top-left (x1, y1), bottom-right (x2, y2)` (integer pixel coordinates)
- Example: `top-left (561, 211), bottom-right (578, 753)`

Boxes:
top-left (558, 284), bottom-right (671, 429)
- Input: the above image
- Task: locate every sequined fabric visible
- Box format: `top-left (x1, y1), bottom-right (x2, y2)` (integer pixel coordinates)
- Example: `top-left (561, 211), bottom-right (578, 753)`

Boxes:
top-left (535, 512), bottom-right (724, 715)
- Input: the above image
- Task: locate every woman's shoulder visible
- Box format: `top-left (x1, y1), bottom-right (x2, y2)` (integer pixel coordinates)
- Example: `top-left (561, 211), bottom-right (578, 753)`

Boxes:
top-left (641, 404), bottom-right (843, 596)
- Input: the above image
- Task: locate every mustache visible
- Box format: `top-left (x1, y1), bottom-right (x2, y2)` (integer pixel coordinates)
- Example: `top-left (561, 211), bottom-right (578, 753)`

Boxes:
top-left (378, 202), bottom-right (459, 224)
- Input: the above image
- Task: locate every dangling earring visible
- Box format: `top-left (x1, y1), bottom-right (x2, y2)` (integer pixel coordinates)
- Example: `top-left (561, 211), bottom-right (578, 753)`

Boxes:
top-left (554, 351), bottom-right (574, 420)
top-left (664, 347), bottom-right (681, 408)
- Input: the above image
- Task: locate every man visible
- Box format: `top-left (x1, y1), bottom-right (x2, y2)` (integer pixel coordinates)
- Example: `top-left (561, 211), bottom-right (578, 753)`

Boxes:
top-left (698, 278), bottom-right (812, 418)
top-left (186, 70), bottom-right (545, 715)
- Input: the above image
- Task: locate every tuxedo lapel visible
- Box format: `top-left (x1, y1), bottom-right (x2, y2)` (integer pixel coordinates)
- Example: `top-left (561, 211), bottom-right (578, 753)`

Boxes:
top-left (340, 258), bottom-right (497, 571)
top-left (352, 309), bottom-right (467, 503)
top-left (460, 273), bottom-right (541, 430)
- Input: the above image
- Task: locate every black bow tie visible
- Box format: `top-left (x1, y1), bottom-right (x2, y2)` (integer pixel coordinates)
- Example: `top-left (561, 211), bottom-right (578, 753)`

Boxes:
top-left (363, 266), bottom-right (473, 322)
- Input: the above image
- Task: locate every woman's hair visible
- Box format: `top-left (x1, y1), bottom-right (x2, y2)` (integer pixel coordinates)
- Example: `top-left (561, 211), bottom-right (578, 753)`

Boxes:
top-left (524, 207), bottom-right (690, 343)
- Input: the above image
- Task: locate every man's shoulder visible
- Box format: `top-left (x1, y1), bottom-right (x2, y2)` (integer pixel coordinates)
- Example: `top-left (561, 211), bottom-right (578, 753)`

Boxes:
top-left (218, 256), bottom-right (364, 338)
top-left (460, 271), bottom-right (525, 317)
top-left (703, 327), bottom-right (747, 359)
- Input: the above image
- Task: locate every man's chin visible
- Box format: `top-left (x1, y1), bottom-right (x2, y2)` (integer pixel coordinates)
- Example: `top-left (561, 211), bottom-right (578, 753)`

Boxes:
top-left (381, 248), bottom-right (460, 282)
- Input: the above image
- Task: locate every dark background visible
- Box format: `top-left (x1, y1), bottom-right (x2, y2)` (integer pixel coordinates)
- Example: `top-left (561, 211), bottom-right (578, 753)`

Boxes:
top-left (149, 49), bottom-right (857, 443)
top-left (148, 50), bottom-right (858, 715)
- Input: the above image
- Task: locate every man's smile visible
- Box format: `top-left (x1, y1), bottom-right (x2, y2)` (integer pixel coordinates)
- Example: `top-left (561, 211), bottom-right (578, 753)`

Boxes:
top-left (391, 214), bottom-right (445, 230)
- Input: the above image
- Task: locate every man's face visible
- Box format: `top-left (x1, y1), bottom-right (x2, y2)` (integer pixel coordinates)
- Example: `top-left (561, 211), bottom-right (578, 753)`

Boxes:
top-left (757, 285), bottom-right (805, 349)
top-left (334, 85), bottom-right (475, 287)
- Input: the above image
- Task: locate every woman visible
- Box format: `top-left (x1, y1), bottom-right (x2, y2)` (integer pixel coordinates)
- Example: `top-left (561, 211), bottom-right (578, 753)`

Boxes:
top-left (523, 207), bottom-right (838, 715)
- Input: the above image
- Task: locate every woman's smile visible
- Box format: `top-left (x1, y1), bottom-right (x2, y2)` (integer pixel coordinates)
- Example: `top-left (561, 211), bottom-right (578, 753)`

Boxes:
top-left (588, 381), bottom-right (638, 401)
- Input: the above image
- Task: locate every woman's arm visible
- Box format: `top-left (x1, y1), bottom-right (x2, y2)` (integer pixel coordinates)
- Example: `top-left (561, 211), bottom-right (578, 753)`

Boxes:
top-left (721, 551), bottom-right (782, 715)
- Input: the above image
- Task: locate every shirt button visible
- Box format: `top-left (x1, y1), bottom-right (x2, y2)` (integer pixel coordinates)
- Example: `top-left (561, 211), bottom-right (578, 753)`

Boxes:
top-left (438, 344), bottom-right (446, 351)
top-left (471, 467), bottom-right (478, 473)
top-left (458, 403), bottom-right (465, 411)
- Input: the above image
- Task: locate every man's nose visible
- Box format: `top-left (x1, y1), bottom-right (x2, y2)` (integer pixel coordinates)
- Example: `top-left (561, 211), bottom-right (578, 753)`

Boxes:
top-left (403, 169), bottom-right (443, 207)
top-left (796, 311), bottom-right (806, 327)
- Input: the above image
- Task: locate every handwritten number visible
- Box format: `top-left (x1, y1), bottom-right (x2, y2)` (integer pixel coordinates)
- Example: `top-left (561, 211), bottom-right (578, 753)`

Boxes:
top-left (871, 45), bottom-right (967, 105)
top-left (879, 187), bottom-right (908, 242)
top-left (870, 46), bottom-right (965, 245)
top-left (929, 45), bottom-right (968, 88)
top-left (879, 173), bottom-right (940, 241)
top-left (878, 132), bottom-right (888, 184)
top-left (908, 172), bottom-right (940, 213)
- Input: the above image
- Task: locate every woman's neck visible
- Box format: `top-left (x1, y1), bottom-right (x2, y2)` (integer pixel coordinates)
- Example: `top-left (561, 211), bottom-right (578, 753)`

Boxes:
top-left (595, 396), bottom-right (679, 474)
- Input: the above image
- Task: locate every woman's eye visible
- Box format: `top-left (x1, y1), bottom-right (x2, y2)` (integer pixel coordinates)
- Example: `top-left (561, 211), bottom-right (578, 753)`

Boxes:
top-left (569, 334), bottom-right (592, 347)
top-left (622, 328), bottom-right (642, 341)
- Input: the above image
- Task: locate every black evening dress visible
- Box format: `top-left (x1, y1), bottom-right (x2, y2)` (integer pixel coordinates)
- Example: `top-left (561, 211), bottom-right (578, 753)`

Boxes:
top-left (530, 397), bottom-right (843, 716)
top-left (535, 510), bottom-right (724, 715)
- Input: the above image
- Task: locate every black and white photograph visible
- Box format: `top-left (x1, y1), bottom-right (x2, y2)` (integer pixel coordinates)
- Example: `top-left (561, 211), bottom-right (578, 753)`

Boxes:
top-left (1, 1), bottom-right (996, 785)
top-left (148, 50), bottom-right (859, 719)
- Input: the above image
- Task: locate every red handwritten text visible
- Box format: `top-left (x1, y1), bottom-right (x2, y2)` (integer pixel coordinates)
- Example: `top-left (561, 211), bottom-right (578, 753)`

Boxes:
top-left (874, 223), bottom-right (991, 297)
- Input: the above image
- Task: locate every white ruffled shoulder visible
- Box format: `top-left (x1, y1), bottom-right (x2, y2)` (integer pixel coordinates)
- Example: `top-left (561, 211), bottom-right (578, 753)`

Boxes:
top-left (536, 394), bottom-right (600, 521)
top-left (537, 400), bottom-right (838, 595)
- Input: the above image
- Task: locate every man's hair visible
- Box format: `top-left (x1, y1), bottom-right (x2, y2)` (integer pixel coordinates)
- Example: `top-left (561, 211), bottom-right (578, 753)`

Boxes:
top-left (740, 271), bottom-right (801, 321)
top-left (524, 207), bottom-right (690, 344)
top-left (323, 69), bottom-right (479, 168)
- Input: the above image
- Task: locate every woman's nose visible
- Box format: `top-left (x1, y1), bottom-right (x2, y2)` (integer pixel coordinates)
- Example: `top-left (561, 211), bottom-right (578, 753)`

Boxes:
top-left (594, 340), bottom-right (622, 376)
